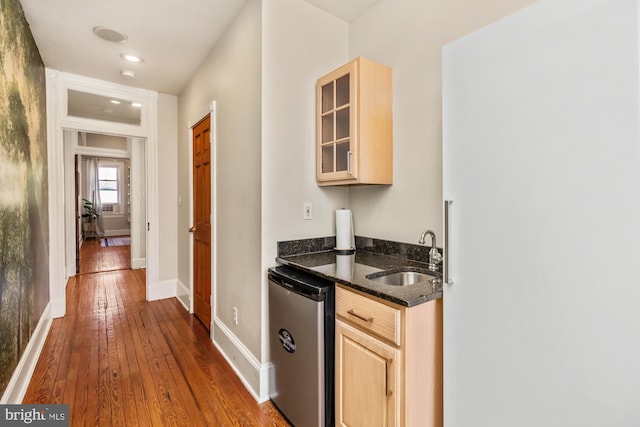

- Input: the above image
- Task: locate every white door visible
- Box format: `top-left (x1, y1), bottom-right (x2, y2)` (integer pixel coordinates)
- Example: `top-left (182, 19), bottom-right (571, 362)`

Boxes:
top-left (442, 0), bottom-right (640, 425)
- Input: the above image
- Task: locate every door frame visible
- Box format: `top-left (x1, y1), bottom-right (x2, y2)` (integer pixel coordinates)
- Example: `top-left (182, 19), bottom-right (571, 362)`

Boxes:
top-left (187, 100), bottom-right (217, 336)
top-left (46, 69), bottom-right (159, 317)
top-left (64, 134), bottom-right (145, 274)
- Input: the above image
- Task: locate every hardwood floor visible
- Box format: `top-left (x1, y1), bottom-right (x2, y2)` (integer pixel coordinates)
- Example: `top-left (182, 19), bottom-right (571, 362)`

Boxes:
top-left (24, 239), bottom-right (289, 426)
top-left (79, 238), bottom-right (130, 274)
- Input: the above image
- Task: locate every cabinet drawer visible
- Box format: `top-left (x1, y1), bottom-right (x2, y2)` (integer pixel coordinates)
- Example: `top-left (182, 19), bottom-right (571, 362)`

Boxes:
top-left (336, 285), bottom-right (402, 345)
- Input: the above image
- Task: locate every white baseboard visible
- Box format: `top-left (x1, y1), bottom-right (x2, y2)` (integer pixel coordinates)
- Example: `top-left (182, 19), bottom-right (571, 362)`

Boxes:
top-left (131, 257), bottom-right (146, 269)
top-left (50, 298), bottom-right (66, 319)
top-left (176, 279), bottom-right (190, 311)
top-left (148, 279), bottom-right (177, 301)
top-left (65, 264), bottom-right (76, 278)
top-left (212, 317), bottom-right (272, 403)
top-left (1, 303), bottom-right (53, 404)
top-left (102, 229), bottom-right (130, 237)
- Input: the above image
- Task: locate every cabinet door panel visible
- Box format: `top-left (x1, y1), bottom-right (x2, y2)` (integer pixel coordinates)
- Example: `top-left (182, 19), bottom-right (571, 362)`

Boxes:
top-left (322, 145), bottom-right (334, 174)
top-left (322, 113), bottom-right (334, 143)
top-left (336, 108), bottom-right (350, 140)
top-left (316, 57), bottom-right (392, 186)
top-left (316, 60), bottom-right (358, 182)
top-left (336, 141), bottom-right (350, 172)
top-left (322, 81), bottom-right (334, 112)
top-left (336, 320), bottom-right (400, 427)
top-left (336, 74), bottom-right (350, 107)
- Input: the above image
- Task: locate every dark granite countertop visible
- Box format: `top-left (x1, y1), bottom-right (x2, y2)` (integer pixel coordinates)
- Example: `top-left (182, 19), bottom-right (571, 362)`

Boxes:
top-left (276, 250), bottom-right (443, 307)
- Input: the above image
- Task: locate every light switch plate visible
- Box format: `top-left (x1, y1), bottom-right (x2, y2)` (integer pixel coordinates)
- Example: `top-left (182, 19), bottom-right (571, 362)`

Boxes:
top-left (303, 202), bottom-right (312, 220)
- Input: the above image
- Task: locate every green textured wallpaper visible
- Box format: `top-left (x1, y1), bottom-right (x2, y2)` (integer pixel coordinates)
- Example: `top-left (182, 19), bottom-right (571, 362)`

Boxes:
top-left (0, 0), bottom-right (50, 395)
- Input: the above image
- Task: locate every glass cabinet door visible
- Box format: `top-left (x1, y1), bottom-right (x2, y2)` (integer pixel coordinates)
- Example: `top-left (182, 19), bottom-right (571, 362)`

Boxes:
top-left (316, 57), bottom-right (393, 186)
top-left (319, 70), bottom-right (354, 177)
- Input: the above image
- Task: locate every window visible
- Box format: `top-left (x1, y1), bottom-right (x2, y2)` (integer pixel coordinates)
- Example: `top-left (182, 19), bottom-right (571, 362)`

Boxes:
top-left (99, 166), bottom-right (119, 204)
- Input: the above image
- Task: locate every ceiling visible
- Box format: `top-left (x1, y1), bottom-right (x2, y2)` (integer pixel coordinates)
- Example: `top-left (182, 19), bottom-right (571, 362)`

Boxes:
top-left (19, 0), bottom-right (383, 96)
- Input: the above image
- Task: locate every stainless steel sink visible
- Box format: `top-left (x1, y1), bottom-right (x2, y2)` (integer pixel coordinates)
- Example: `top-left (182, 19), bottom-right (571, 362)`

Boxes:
top-left (366, 269), bottom-right (439, 286)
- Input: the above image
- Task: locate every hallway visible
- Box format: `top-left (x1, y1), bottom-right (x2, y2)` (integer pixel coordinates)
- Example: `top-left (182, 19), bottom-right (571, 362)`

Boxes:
top-left (79, 238), bottom-right (131, 274)
top-left (23, 240), bottom-right (288, 426)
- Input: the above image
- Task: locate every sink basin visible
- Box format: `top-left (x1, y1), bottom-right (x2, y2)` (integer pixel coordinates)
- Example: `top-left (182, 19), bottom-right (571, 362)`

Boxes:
top-left (366, 269), bottom-right (439, 286)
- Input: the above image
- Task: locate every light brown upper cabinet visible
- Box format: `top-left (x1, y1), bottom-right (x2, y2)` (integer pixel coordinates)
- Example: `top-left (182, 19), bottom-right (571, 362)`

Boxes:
top-left (316, 57), bottom-right (393, 186)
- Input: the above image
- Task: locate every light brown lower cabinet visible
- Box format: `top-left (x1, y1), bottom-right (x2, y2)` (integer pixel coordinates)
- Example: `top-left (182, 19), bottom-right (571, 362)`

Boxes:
top-left (336, 319), bottom-right (401, 426)
top-left (335, 285), bottom-right (443, 427)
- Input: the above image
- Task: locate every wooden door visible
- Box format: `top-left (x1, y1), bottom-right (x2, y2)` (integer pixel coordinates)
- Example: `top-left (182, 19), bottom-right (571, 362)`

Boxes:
top-left (192, 116), bottom-right (212, 329)
top-left (336, 320), bottom-right (401, 427)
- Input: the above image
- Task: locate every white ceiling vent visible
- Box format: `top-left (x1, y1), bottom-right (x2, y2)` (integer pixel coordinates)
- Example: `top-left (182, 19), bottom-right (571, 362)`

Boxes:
top-left (93, 26), bottom-right (128, 43)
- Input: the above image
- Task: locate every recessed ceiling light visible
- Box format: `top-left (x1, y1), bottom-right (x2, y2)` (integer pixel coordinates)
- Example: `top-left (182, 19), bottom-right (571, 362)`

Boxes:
top-left (121, 53), bottom-right (143, 63)
top-left (131, 102), bottom-right (142, 108)
top-left (93, 26), bottom-right (128, 43)
top-left (121, 70), bottom-right (136, 79)
top-left (110, 100), bottom-right (121, 105)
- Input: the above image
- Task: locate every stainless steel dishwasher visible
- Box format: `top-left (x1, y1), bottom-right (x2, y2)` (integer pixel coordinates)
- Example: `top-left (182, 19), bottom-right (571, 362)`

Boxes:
top-left (268, 266), bottom-right (335, 427)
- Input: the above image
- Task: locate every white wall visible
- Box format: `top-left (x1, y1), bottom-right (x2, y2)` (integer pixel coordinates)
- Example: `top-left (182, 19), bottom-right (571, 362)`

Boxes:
top-left (157, 93), bottom-right (178, 282)
top-left (174, 0), bottom-right (539, 402)
top-left (176, 0), bottom-right (350, 399)
top-left (347, 0), bottom-right (536, 245)
top-left (129, 137), bottom-right (147, 269)
top-left (83, 132), bottom-right (128, 150)
top-left (261, 0), bottom-right (349, 359)
top-left (177, 0), bottom-right (264, 393)
top-left (213, 0), bottom-right (263, 365)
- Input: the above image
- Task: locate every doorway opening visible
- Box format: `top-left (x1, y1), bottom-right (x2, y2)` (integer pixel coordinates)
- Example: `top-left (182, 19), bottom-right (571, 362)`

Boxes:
top-left (64, 130), bottom-right (147, 279)
top-left (46, 71), bottom-right (160, 318)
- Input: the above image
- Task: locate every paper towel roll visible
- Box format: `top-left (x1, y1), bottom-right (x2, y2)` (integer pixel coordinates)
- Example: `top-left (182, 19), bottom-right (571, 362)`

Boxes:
top-left (336, 209), bottom-right (354, 250)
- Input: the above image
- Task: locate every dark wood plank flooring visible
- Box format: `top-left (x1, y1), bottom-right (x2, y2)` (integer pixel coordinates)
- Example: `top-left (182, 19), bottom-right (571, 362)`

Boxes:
top-left (23, 239), bottom-right (289, 426)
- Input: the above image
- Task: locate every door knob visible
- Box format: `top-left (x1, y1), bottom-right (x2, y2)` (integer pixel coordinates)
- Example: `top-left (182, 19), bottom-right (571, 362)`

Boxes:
top-left (189, 226), bottom-right (197, 233)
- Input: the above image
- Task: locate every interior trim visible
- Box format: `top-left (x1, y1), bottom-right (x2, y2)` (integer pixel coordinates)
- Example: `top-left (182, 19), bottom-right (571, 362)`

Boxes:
top-left (213, 315), bottom-right (271, 403)
top-left (0, 303), bottom-right (52, 403)
top-left (45, 69), bottom-right (159, 317)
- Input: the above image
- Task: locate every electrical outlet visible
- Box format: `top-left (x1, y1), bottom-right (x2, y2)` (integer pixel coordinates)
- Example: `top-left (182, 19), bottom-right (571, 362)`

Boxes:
top-left (233, 307), bottom-right (238, 325)
top-left (303, 202), bottom-right (312, 220)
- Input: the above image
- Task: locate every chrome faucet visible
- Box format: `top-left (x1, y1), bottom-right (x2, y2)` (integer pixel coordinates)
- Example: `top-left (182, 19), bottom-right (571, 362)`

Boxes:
top-left (419, 230), bottom-right (443, 272)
